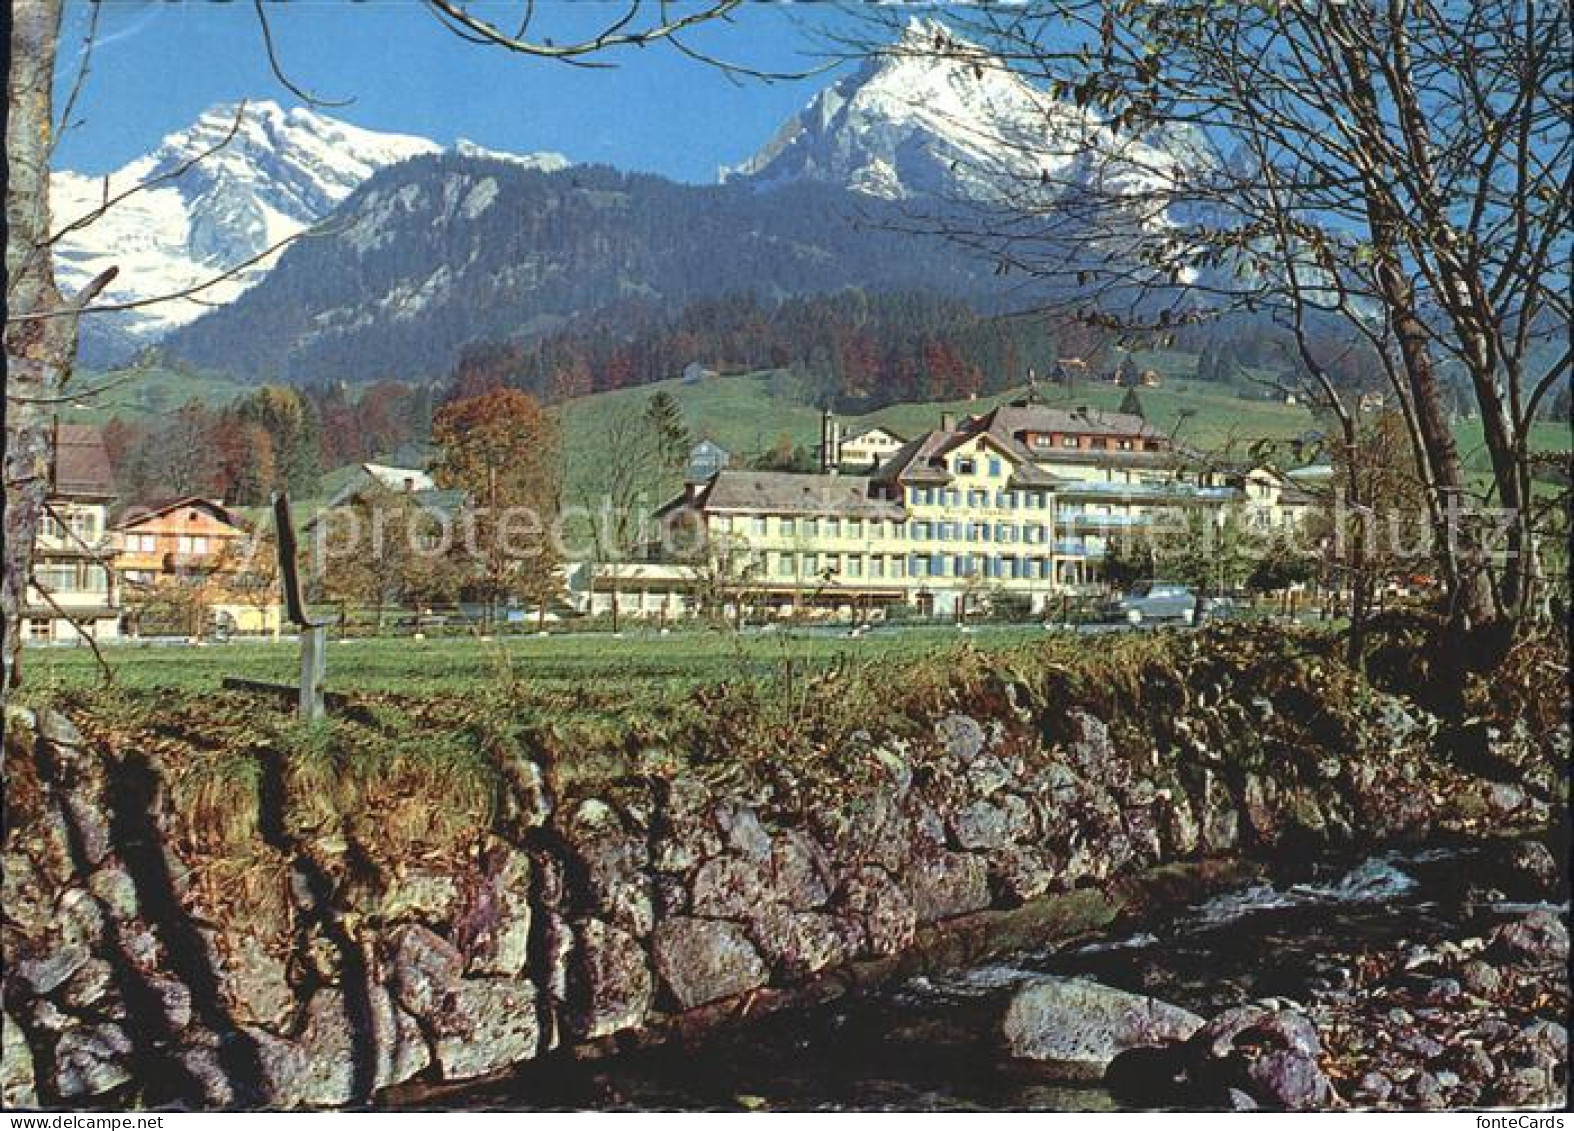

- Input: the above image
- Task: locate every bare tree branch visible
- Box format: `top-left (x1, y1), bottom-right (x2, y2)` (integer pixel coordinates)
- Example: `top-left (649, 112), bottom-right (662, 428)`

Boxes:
top-left (253, 0), bottom-right (353, 107)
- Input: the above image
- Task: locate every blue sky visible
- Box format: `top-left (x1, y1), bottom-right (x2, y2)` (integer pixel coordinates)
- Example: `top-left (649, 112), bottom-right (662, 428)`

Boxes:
top-left (51, 1), bottom-right (872, 181)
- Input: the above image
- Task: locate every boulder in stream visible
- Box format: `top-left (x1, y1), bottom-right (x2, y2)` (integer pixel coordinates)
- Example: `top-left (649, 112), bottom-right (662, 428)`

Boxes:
top-left (1001, 976), bottom-right (1204, 1080)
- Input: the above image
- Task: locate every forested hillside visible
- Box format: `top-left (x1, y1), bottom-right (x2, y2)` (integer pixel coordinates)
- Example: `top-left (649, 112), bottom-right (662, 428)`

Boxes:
top-left (161, 157), bottom-right (1010, 385)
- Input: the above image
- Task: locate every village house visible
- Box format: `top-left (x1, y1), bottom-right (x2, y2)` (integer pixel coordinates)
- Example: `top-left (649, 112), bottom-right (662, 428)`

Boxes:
top-left (686, 439), bottom-right (731, 483)
top-left (323, 462), bottom-right (438, 508)
top-left (24, 422), bottom-right (121, 644)
top-left (307, 462), bottom-right (468, 542)
top-left (113, 496), bottom-right (282, 635)
top-left (835, 424), bottom-right (907, 472)
top-left (114, 497), bottom-right (252, 584)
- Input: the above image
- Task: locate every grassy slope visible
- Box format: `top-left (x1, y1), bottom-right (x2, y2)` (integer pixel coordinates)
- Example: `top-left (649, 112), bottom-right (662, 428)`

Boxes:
top-left (60, 365), bottom-right (253, 424)
top-left (557, 355), bottom-right (1320, 507)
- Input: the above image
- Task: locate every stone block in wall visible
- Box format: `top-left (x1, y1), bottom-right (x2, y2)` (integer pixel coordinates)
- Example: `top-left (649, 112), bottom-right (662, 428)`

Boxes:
top-left (745, 907), bottom-right (853, 977)
top-left (652, 777), bottom-right (722, 876)
top-left (86, 865), bottom-right (138, 921)
top-left (935, 713), bottom-right (987, 763)
top-left (431, 978), bottom-right (540, 1082)
top-left (1, 854), bottom-right (54, 937)
top-left (966, 754), bottom-right (1012, 797)
top-left (1242, 773), bottom-right (1279, 844)
top-left (567, 801), bottom-right (654, 937)
top-left (219, 934), bottom-right (295, 1031)
top-left (387, 923), bottom-right (464, 1016)
top-left (567, 918), bottom-right (652, 1042)
top-left (272, 981), bottom-right (430, 1106)
top-left (834, 867), bottom-right (916, 958)
top-left (1201, 771), bottom-right (1239, 853)
top-left (908, 851), bottom-right (992, 924)
top-left (53, 1022), bottom-right (132, 1100)
top-left (652, 917), bottom-right (768, 1011)
top-left (1156, 785), bottom-right (1200, 857)
top-left (457, 843), bottom-right (533, 977)
top-left (375, 868), bottom-right (462, 926)
top-left (948, 795), bottom-right (1032, 852)
top-left (768, 830), bottom-right (832, 911)
top-left (10, 943), bottom-right (91, 997)
top-left (690, 854), bottom-right (760, 920)
top-left (1122, 807), bottom-right (1163, 866)
top-left (2, 1011), bottom-right (39, 1109)
top-left (811, 791), bottom-right (913, 872)
top-left (715, 803), bottom-right (772, 862)
top-left (987, 846), bottom-right (1061, 906)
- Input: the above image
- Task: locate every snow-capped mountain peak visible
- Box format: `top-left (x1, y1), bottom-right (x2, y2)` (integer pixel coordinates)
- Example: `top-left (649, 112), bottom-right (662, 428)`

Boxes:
top-left (453, 139), bottom-right (571, 172)
top-left (721, 16), bottom-right (1201, 207)
top-left (52, 100), bottom-right (444, 359)
top-left (51, 101), bottom-right (567, 363)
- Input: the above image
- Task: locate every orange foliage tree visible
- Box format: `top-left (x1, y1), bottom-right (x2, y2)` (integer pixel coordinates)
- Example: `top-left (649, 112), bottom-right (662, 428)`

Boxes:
top-left (432, 388), bottom-right (563, 627)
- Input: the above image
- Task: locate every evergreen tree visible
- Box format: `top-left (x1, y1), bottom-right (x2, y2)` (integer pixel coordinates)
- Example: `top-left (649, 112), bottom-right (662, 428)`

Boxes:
top-left (1119, 388), bottom-right (1146, 419)
top-left (1195, 345), bottom-right (1218, 382)
top-left (644, 391), bottom-right (692, 470)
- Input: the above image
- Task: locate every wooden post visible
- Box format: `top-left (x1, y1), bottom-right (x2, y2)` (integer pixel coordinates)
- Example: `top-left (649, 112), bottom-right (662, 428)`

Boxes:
top-left (274, 493), bottom-right (330, 723)
top-left (300, 624), bottom-right (326, 722)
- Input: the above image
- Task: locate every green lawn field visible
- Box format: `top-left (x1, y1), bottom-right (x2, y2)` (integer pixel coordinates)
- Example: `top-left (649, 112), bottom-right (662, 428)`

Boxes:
top-left (24, 623), bottom-right (1058, 699)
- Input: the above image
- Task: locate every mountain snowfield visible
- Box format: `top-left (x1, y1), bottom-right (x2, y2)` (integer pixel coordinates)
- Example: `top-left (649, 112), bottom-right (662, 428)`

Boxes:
top-left (722, 16), bottom-right (1207, 210)
top-left (50, 100), bottom-right (566, 361)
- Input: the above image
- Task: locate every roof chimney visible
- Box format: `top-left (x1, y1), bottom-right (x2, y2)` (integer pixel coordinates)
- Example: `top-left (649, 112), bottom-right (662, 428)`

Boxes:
top-left (820, 408), bottom-right (843, 473)
top-left (940, 412), bottom-right (957, 432)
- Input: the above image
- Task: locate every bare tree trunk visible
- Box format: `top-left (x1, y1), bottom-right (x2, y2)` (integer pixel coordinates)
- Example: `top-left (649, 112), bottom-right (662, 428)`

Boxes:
top-left (4, 0), bottom-right (65, 692)
top-left (1369, 250), bottom-right (1494, 627)
top-left (1326, 23), bottom-right (1498, 634)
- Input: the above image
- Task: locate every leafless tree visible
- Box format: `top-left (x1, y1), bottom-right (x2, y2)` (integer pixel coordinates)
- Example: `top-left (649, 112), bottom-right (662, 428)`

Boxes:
top-left (578, 402), bottom-right (669, 632)
top-left (852, 2), bottom-right (1570, 650)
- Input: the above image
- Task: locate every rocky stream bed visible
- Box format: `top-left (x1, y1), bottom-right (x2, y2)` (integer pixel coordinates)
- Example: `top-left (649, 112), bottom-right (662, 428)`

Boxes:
top-left (440, 837), bottom-right (1568, 1111)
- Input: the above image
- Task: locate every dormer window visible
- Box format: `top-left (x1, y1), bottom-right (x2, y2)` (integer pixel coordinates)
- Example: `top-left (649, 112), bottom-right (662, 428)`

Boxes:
top-left (956, 457), bottom-right (976, 474)
top-left (1062, 437), bottom-right (1078, 448)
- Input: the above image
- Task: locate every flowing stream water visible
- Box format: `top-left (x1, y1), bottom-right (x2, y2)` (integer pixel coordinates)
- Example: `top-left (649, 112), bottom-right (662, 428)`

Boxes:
top-left (446, 839), bottom-right (1563, 1111)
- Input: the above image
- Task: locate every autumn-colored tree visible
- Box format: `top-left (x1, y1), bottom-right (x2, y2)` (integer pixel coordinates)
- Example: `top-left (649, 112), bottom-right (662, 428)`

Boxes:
top-left (212, 420), bottom-right (277, 505)
top-left (597, 349), bottom-right (635, 394)
top-left (320, 486), bottom-right (462, 629)
top-left (237, 385), bottom-right (322, 498)
top-left (432, 387), bottom-right (562, 627)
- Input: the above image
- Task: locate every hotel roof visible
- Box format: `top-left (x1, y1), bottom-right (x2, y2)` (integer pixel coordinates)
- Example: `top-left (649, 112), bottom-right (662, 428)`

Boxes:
top-left (684, 470), bottom-right (904, 519)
